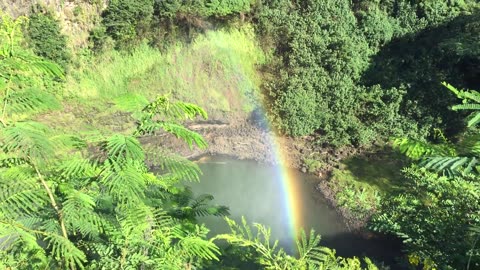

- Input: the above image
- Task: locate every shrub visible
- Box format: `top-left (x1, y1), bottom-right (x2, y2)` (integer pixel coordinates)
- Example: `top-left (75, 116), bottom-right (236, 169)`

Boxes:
top-left (101, 0), bottom-right (154, 50)
top-left (371, 167), bottom-right (480, 269)
top-left (155, 0), bottom-right (254, 18)
top-left (26, 11), bottom-right (71, 70)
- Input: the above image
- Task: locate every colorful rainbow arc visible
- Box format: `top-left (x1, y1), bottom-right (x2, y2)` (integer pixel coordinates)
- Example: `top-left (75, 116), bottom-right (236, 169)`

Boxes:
top-left (266, 125), bottom-right (304, 242)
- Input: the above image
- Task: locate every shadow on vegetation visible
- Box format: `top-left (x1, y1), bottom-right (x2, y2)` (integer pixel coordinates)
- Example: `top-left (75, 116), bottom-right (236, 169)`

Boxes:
top-left (363, 12), bottom-right (480, 138)
top-left (323, 232), bottom-right (407, 269)
top-left (341, 149), bottom-right (407, 195)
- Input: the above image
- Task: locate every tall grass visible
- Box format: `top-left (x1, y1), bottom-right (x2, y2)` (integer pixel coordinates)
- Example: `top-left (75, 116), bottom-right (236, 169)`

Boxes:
top-left (66, 25), bottom-right (265, 116)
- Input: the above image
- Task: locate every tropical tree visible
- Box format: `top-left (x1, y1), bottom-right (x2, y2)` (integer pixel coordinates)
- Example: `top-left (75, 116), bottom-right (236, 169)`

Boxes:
top-left (375, 82), bottom-right (480, 269)
top-left (394, 82), bottom-right (480, 177)
top-left (0, 13), bottom-right (221, 269)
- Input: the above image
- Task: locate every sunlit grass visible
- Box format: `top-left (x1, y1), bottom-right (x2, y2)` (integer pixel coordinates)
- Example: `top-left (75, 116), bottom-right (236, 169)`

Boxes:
top-left (65, 25), bottom-right (265, 118)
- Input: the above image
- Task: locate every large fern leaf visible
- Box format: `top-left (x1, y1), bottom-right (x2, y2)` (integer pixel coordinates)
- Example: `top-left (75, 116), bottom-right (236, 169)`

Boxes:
top-left (104, 134), bottom-right (145, 163)
top-left (61, 188), bottom-right (104, 238)
top-left (138, 121), bottom-right (208, 149)
top-left (0, 121), bottom-right (55, 162)
top-left (44, 233), bottom-right (87, 268)
top-left (145, 147), bottom-right (202, 182)
top-left (100, 161), bottom-right (147, 203)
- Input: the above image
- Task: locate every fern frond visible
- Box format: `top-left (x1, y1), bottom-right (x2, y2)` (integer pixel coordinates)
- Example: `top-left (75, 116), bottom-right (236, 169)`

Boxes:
top-left (0, 121), bottom-right (55, 162)
top-left (142, 122), bottom-right (207, 149)
top-left (14, 51), bottom-right (64, 79)
top-left (297, 229), bottom-right (340, 268)
top-left (0, 220), bottom-right (46, 262)
top-left (104, 134), bottom-right (145, 162)
top-left (56, 155), bottom-right (99, 180)
top-left (6, 88), bottom-right (60, 116)
top-left (451, 104), bottom-right (480, 111)
top-left (190, 194), bottom-right (229, 217)
top-left (145, 147), bottom-right (202, 182)
top-left (421, 156), bottom-right (479, 175)
top-left (214, 217), bottom-right (290, 269)
top-left (40, 218), bottom-right (61, 234)
top-left (393, 137), bottom-right (455, 159)
top-left (142, 96), bottom-right (208, 121)
top-left (443, 82), bottom-right (480, 103)
top-left (44, 233), bottom-right (86, 268)
top-left (114, 93), bottom-right (149, 112)
top-left (467, 113), bottom-right (480, 128)
top-left (100, 162), bottom-right (147, 203)
top-left (61, 188), bottom-right (103, 238)
top-left (0, 166), bottom-right (45, 217)
top-left (178, 235), bottom-right (220, 261)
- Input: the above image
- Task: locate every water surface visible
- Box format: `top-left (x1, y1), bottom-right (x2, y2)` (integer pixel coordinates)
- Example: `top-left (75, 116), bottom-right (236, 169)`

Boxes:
top-left (188, 156), bottom-right (403, 264)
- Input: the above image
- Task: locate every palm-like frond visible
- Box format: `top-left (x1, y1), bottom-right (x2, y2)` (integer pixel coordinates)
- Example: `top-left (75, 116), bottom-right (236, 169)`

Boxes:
top-left (296, 229), bottom-right (337, 267)
top-left (175, 225), bottom-right (220, 261)
top-left (6, 88), bottom-right (60, 117)
top-left (214, 217), bottom-right (290, 269)
top-left (56, 155), bottom-right (99, 180)
top-left (0, 220), bottom-right (47, 264)
top-left (61, 188), bottom-right (103, 238)
top-left (114, 93), bottom-right (149, 112)
top-left (444, 82), bottom-right (480, 128)
top-left (189, 194), bottom-right (230, 217)
top-left (160, 122), bottom-right (207, 149)
top-left (421, 156), bottom-right (478, 177)
top-left (452, 104), bottom-right (480, 111)
top-left (0, 219), bottom-right (86, 269)
top-left (0, 166), bottom-right (45, 218)
top-left (44, 233), bottom-right (87, 268)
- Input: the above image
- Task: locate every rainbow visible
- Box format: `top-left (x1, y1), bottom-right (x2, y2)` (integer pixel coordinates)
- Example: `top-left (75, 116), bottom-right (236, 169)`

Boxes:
top-left (263, 120), bottom-right (305, 243)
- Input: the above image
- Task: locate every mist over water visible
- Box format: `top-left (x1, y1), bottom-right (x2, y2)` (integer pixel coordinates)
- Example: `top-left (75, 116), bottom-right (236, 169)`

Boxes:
top-left (188, 156), bottom-right (404, 265)
top-left (188, 156), bottom-right (346, 251)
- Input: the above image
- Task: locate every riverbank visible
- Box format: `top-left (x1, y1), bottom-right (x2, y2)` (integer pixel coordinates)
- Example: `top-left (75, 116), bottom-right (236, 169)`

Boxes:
top-left (40, 105), bottom-right (385, 233)
top-left (140, 115), bottom-right (374, 232)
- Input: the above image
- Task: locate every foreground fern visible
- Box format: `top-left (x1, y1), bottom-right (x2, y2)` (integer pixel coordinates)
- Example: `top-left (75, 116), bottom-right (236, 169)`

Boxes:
top-left (0, 12), bottom-right (382, 270)
top-left (0, 13), bottom-right (221, 269)
top-left (214, 217), bottom-right (378, 270)
top-left (393, 83), bottom-right (480, 177)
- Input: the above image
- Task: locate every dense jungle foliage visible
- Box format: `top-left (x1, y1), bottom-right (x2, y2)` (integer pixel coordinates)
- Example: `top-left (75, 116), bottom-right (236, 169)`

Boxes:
top-left (1, 0), bottom-right (480, 269)
top-left (0, 10), bottom-right (376, 270)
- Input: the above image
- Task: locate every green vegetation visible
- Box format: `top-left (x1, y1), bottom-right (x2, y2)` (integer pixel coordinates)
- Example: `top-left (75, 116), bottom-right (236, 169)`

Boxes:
top-left (2, 0), bottom-right (480, 269)
top-left (26, 10), bottom-right (71, 70)
top-left (328, 169), bottom-right (382, 220)
top-left (257, 0), bottom-right (479, 146)
top-left (372, 167), bottom-right (480, 270)
top-left (371, 83), bottom-right (480, 269)
top-left (69, 26), bottom-right (264, 120)
top-left (0, 12), bottom-right (378, 270)
top-left (100, 0), bottom-right (154, 50)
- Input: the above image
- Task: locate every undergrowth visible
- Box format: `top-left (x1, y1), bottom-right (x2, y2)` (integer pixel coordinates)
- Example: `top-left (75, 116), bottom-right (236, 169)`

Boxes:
top-left (65, 25), bottom-right (265, 124)
top-left (328, 154), bottom-right (406, 220)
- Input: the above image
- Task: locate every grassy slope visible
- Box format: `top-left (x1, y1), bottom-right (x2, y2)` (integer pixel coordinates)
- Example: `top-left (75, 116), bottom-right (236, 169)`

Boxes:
top-left (40, 26), bottom-right (265, 135)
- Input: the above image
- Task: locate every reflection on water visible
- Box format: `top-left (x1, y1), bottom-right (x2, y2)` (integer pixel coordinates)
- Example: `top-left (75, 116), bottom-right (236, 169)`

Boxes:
top-left (188, 156), bottom-right (403, 265)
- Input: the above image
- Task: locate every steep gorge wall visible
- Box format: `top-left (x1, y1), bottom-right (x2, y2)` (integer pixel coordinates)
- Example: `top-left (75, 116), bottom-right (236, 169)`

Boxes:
top-left (1, 0), bottom-right (106, 49)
